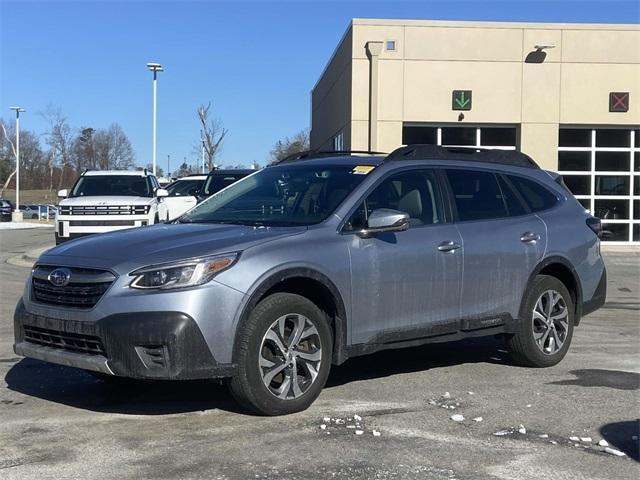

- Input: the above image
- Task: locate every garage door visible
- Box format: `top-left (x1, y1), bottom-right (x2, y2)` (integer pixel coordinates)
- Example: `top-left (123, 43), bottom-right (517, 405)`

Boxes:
top-left (558, 127), bottom-right (639, 244)
top-left (402, 124), bottom-right (518, 151)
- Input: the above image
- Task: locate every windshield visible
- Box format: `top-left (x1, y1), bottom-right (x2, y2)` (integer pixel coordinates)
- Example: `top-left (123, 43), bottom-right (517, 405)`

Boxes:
top-left (70, 175), bottom-right (151, 197)
top-left (166, 179), bottom-right (205, 197)
top-left (180, 164), bottom-right (369, 226)
top-left (202, 173), bottom-right (250, 196)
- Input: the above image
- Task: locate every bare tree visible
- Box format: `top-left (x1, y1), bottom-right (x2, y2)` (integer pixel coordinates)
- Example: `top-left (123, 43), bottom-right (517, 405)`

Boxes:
top-left (0, 120), bottom-right (48, 193)
top-left (270, 129), bottom-right (310, 163)
top-left (93, 124), bottom-right (135, 170)
top-left (71, 127), bottom-right (96, 171)
top-left (40, 106), bottom-right (74, 190)
top-left (196, 102), bottom-right (227, 171)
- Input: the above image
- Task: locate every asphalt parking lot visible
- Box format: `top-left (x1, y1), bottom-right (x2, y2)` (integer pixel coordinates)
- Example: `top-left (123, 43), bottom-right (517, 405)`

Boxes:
top-left (0, 228), bottom-right (638, 480)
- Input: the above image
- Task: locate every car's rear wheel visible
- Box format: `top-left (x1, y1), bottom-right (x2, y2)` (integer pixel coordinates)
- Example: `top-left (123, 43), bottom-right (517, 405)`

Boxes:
top-left (228, 293), bottom-right (332, 415)
top-left (507, 275), bottom-right (574, 367)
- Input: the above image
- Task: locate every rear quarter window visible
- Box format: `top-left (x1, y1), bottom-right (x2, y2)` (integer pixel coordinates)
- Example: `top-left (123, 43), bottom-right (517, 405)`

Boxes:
top-left (507, 175), bottom-right (559, 212)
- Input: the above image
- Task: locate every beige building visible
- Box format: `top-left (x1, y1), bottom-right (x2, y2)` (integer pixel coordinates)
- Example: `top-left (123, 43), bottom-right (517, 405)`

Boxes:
top-left (311, 19), bottom-right (640, 243)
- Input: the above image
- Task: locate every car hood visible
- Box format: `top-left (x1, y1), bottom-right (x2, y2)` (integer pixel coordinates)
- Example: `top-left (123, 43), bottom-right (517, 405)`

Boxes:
top-left (59, 196), bottom-right (153, 206)
top-left (39, 223), bottom-right (306, 272)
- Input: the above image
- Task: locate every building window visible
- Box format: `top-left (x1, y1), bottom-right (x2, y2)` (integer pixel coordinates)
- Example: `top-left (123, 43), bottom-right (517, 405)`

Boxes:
top-left (332, 131), bottom-right (344, 151)
top-left (558, 127), bottom-right (639, 244)
top-left (402, 125), bottom-right (518, 151)
top-left (386, 40), bottom-right (396, 51)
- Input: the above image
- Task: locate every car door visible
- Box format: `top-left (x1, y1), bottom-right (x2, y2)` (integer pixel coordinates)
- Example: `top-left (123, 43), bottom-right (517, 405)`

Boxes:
top-left (444, 168), bottom-right (547, 324)
top-left (344, 168), bottom-right (463, 345)
top-left (165, 190), bottom-right (198, 219)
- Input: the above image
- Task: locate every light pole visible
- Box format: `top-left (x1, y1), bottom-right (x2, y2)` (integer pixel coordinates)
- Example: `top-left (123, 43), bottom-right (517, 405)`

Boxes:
top-left (200, 130), bottom-right (205, 173)
top-left (146, 62), bottom-right (163, 176)
top-left (9, 106), bottom-right (25, 222)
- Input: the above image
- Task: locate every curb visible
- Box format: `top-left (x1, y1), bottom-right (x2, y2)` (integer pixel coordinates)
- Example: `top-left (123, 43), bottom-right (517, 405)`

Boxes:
top-left (6, 246), bottom-right (52, 268)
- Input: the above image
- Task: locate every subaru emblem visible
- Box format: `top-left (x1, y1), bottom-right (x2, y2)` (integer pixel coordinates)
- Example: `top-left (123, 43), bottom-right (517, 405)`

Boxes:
top-left (48, 268), bottom-right (72, 287)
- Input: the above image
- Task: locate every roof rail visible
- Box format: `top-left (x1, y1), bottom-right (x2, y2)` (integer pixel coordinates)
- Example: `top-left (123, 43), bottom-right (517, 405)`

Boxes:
top-left (276, 149), bottom-right (387, 164)
top-left (385, 144), bottom-right (539, 169)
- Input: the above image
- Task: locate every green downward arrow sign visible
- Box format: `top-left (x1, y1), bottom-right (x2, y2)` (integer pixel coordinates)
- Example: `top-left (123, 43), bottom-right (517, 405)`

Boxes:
top-left (452, 90), bottom-right (472, 110)
top-left (455, 92), bottom-right (470, 108)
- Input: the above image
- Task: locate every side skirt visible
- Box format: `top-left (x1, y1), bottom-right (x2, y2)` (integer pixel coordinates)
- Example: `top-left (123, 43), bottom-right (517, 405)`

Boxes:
top-left (345, 314), bottom-right (517, 358)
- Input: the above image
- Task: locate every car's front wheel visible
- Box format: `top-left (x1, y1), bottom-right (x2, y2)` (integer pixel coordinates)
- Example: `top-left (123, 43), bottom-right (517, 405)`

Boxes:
top-left (229, 293), bottom-right (332, 415)
top-left (507, 274), bottom-right (574, 367)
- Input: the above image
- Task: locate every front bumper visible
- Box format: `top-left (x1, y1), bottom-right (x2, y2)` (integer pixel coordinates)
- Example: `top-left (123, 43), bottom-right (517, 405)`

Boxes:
top-left (55, 216), bottom-right (150, 239)
top-left (13, 300), bottom-right (236, 380)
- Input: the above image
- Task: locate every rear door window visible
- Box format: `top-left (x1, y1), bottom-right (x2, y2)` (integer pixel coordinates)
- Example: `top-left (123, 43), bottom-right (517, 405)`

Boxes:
top-left (497, 175), bottom-right (528, 217)
top-left (507, 175), bottom-right (559, 212)
top-left (445, 169), bottom-right (508, 221)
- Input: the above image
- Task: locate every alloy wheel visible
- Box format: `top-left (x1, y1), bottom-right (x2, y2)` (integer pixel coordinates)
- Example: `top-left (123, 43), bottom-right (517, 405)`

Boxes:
top-left (532, 289), bottom-right (569, 355)
top-left (259, 313), bottom-right (322, 400)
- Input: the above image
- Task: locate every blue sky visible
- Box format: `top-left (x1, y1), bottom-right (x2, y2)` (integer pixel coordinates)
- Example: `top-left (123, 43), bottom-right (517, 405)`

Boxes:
top-left (1, 0), bottom-right (638, 171)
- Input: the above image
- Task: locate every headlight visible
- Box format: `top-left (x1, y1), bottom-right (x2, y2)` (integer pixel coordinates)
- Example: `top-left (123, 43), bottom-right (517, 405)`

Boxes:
top-left (129, 253), bottom-right (238, 290)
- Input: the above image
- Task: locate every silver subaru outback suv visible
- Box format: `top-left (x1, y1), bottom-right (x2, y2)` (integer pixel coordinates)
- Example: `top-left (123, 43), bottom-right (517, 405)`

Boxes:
top-left (14, 145), bottom-right (606, 415)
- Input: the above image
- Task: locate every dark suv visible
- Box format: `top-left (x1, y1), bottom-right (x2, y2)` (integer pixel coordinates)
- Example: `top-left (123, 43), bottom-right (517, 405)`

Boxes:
top-left (0, 198), bottom-right (14, 221)
top-left (14, 146), bottom-right (606, 415)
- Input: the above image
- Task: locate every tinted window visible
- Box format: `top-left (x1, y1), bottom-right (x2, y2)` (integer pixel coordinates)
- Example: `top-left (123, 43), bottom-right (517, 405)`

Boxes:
top-left (596, 129), bottom-right (630, 148)
top-left (480, 127), bottom-right (516, 146)
top-left (441, 127), bottom-right (476, 146)
top-left (446, 169), bottom-right (508, 221)
top-left (559, 128), bottom-right (591, 147)
top-left (508, 175), bottom-right (558, 212)
top-left (558, 151), bottom-right (590, 171)
top-left (202, 173), bottom-right (250, 196)
top-left (402, 126), bottom-right (437, 145)
top-left (166, 179), bottom-right (205, 197)
top-left (497, 175), bottom-right (528, 216)
top-left (346, 170), bottom-right (443, 230)
top-left (595, 176), bottom-right (629, 196)
top-left (70, 175), bottom-right (151, 197)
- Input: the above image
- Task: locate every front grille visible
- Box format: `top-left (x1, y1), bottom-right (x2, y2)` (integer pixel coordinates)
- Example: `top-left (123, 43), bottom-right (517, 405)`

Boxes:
top-left (24, 325), bottom-right (105, 355)
top-left (31, 266), bottom-right (116, 309)
top-left (59, 205), bottom-right (150, 215)
top-left (69, 220), bottom-right (136, 227)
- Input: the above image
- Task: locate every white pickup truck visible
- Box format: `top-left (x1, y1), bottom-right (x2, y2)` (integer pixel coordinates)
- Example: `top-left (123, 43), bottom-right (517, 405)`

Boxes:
top-left (55, 170), bottom-right (169, 244)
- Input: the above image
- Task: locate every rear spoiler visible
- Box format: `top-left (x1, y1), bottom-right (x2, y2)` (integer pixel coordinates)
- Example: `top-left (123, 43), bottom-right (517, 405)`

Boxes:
top-left (544, 170), bottom-right (569, 190)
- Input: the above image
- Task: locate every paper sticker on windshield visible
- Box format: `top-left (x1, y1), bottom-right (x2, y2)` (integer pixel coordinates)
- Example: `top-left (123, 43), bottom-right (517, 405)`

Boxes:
top-left (352, 165), bottom-right (375, 175)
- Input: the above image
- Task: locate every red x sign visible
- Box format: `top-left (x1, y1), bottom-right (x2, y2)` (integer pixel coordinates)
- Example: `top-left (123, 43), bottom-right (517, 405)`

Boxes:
top-left (609, 92), bottom-right (629, 112)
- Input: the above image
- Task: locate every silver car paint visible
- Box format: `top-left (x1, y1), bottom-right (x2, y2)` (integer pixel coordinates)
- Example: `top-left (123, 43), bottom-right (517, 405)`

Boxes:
top-left (19, 157), bottom-right (605, 367)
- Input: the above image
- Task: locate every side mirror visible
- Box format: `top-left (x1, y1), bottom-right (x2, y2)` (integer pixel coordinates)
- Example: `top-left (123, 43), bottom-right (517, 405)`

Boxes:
top-left (357, 209), bottom-right (410, 238)
top-left (57, 189), bottom-right (68, 198)
top-left (156, 188), bottom-right (169, 198)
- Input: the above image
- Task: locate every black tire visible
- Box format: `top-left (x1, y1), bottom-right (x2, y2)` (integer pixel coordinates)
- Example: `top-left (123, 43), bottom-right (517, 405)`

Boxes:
top-left (31, 214), bottom-right (38, 219)
top-left (507, 275), bottom-right (574, 367)
top-left (153, 214), bottom-right (160, 225)
top-left (228, 293), bottom-right (333, 416)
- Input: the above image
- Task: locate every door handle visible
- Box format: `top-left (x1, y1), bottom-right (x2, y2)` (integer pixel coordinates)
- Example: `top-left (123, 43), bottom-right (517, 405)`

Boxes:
top-left (438, 241), bottom-right (461, 253)
top-left (520, 232), bottom-right (540, 244)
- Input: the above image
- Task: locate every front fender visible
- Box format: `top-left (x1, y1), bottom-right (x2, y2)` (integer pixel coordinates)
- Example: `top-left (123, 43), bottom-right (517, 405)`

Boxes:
top-left (230, 264), bottom-right (349, 365)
